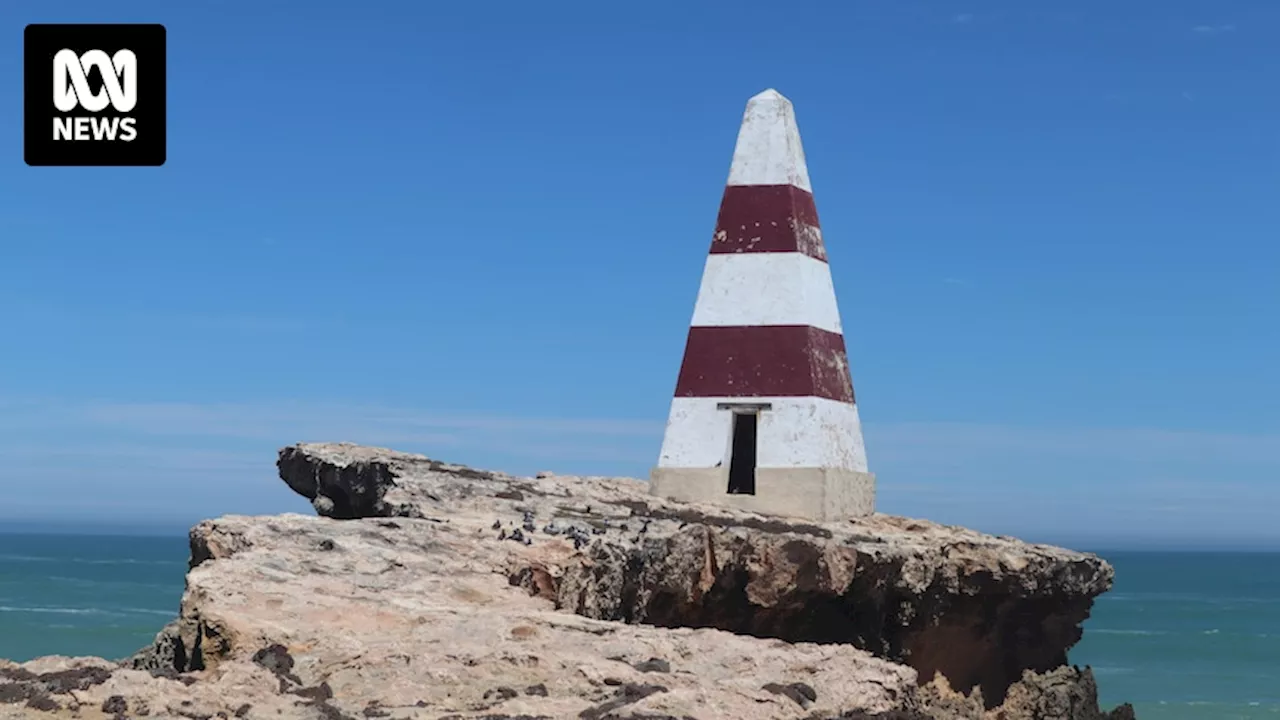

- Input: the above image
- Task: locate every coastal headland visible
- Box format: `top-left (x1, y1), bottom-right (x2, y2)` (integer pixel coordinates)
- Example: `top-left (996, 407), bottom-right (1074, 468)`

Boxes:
top-left (0, 443), bottom-right (1136, 719)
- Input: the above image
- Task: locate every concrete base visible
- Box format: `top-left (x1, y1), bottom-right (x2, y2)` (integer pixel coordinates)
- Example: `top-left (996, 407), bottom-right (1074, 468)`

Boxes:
top-left (648, 466), bottom-right (876, 522)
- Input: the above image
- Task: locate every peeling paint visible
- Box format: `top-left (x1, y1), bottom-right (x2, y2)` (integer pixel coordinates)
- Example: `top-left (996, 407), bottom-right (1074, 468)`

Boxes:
top-left (709, 184), bottom-right (825, 261)
top-left (674, 326), bottom-right (854, 403)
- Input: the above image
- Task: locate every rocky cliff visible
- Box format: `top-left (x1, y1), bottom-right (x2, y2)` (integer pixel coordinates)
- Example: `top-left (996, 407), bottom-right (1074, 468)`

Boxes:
top-left (0, 443), bottom-right (1135, 719)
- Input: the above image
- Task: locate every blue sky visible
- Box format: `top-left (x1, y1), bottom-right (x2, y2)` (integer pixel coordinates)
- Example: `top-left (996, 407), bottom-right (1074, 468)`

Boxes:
top-left (1, 1), bottom-right (1277, 548)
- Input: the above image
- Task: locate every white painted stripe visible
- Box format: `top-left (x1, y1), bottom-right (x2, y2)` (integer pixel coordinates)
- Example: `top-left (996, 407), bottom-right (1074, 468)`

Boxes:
top-left (725, 89), bottom-right (813, 193)
top-left (689, 251), bottom-right (843, 334)
top-left (657, 396), bottom-right (868, 472)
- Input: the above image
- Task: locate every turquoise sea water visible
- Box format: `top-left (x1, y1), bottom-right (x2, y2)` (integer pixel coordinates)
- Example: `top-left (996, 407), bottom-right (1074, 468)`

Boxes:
top-left (1073, 551), bottom-right (1280, 719)
top-left (1, 534), bottom-right (1277, 718)
top-left (0, 533), bottom-right (188, 662)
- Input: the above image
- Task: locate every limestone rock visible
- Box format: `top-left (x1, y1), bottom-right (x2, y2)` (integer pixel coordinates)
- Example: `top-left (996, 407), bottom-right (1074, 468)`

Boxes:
top-left (0, 442), bottom-right (1136, 719)
top-left (277, 443), bottom-right (1117, 704)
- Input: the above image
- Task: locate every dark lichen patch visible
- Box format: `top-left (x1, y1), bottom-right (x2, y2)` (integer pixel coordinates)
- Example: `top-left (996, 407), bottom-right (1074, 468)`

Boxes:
top-left (605, 716), bottom-right (696, 720)
top-left (0, 684), bottom-right (30, 704)
top-left (549, 509), bottom-right (612, 531)
top-left (0, 665), bottom-right (114, 707)
top-left (841, 534), bottom-right (889, 545)
top-left (441, 716), bottom-right (552, 720)
top-left (578, 683), bottom-right (668, 720)
top-left (361, 700), bottom-right (391, 717)
top-left (0, 667), bottom-right (37, 682)
top-left (763, 681), bottom-right (817, 708)
top-left (793, 683), bottom-right (818, 702)
top-left (252, 644), bottom-right (303, 689)
top-left (524, 683), bottom-right (548, 696)
top-left (423, 459), bottom-right (499, 482)
top-left (294, 681), bottom-right (334, 701)
top-left (633, 658), bottom-right (671, 674)
top-left (303, 697), bottom-right (359, 720)
top-left (483, 686), bottom-right (519, 702)
top-left (234, 704), bottom-right (252, 717)
top-left (287, 679), bottom-right (354, 720)
top-left (605, 500), bottom-right (833, 539)
top-left (390, 504), bottom-right (432, 520)
top-left (808, 707), bottom-right (931, 712)
top-left (511, 482), bottom-right (547, 498)
top-left (102, 695), bottom-right (129, 714)
top-left (27, 693), bottom-right (61, 712)
top-left (36, 666), bottom-right (113, 693)
top-left (605, 655), bottom-right (670, 674)
top-left (252, 644), bottom-right (294, 674)
top-left (557, 622), bottom-right (616, 637)
top-left (495, 490), bottom-right (525, 501)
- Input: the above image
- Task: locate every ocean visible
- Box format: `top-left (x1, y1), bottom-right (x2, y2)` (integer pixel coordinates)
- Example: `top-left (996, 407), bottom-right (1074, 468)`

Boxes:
top-left (1, 534), bottom-right (1276, 718)
top-left (1075, 551), bottom-right (1280, 718)
top-left (0, 532), bottom-right (188, 662)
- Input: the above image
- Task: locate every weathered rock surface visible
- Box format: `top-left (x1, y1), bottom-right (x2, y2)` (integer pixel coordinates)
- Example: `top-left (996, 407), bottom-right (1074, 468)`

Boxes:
top-left (0, 442), bottom-right (1135, 719)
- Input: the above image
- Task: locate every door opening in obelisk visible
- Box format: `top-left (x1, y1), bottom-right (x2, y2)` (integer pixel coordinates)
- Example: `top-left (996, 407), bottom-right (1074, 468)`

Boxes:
top-left (727, 411), bottom-right (758, 495)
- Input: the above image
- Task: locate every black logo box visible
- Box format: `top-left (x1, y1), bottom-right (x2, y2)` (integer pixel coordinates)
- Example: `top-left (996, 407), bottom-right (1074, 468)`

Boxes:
top-left (24, 23), bottom-right (166, 167)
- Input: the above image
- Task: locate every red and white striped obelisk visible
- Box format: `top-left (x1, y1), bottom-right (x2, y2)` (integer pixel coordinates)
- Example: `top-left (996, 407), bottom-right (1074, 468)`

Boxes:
top-left (649, 89), bottom-right (875, 521)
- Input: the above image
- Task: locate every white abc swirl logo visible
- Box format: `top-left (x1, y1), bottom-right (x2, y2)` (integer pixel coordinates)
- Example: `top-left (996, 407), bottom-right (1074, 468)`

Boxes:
top-left (52, 48), bottom-right (137, 113)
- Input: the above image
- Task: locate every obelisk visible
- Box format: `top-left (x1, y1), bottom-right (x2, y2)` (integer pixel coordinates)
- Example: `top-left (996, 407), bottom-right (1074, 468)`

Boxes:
top-left (649, 89), bottom-right (875, 521)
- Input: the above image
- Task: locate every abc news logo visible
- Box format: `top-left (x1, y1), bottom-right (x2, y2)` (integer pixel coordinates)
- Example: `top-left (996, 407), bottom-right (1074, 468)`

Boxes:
top-left (24, 24), bottom-right (166, 166)
top-left (53, 49), bottom-right (139, 142)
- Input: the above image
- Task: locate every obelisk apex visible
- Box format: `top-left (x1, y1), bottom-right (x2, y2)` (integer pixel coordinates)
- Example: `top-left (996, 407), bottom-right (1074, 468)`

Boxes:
top-left (725, 89), bottom-right (812, 193)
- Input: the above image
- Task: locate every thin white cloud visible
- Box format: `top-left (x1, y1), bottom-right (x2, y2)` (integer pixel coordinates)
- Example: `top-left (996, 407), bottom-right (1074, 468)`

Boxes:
top-left (494, 441), bottom-right (656, 466)
top-left (953, 13), bottom-right (973, 24)
top-left (9, 397), bottom-right (1280, 472)
top-left (0, 397), bottom-right (664, 485)
top-left (71, 401), bottom-right (663, 440)
top-left (868, 421), bottom-right (1280, 465)
top-left (0, 303), bottom-right (342, 335)
top-left (3, 397), bottom-right (1278, 543)
top-left (0, 444), bottom-right (265, 472)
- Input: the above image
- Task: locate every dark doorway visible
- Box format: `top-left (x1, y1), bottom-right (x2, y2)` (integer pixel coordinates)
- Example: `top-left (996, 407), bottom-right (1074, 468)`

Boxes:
top-left (727, 412), bottom-right (758, 495)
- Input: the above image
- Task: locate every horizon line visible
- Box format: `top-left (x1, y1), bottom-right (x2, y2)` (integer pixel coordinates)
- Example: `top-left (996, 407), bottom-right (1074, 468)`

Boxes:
top-left (4, 519), bottom-right (1280, 553)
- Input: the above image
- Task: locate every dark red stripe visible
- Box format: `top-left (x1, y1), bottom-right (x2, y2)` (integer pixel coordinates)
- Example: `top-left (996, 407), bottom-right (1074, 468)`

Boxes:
top-left (709, 184), bottom-right (827, 262)
top-left (673, 325), bottom-right (855, 403)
